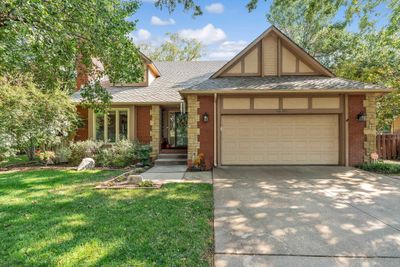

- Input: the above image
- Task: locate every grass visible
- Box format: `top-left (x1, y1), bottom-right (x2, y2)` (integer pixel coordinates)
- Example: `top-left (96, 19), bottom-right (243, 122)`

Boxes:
top-left (0, 155), bottom-right (33, 168)
top-left (0, 169), bottom-right (213, 266)
top-left (358, 162), bottom-right (400, 174)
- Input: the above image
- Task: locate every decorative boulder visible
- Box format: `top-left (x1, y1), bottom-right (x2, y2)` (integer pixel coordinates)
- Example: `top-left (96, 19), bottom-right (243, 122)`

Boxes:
top-left (127, 175), bottom-right (143, 184)
top-left (77, 158), bottom-right (95, 171)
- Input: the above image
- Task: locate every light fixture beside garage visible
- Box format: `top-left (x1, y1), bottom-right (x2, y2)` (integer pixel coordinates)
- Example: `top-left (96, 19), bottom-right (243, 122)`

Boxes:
top-left (357, 112), bottom-right (367, 122)
top-left (203, 112), bottom-right (209, 123)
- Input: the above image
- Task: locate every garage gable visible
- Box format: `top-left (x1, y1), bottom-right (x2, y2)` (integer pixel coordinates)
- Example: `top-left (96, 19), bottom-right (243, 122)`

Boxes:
top-left (212, 26), bottom-right (334, 78)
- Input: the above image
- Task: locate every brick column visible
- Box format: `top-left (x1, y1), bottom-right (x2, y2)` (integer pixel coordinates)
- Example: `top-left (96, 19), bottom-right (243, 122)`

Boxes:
top-left (363, 93), bottom-right (378, 162)
top-left (187, 95), bottom-right (200, 165)
top-left (150, 105), bottom-right (161, 159)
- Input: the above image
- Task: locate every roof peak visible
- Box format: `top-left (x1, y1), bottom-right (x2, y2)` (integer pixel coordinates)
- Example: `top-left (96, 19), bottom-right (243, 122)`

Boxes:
top-left (211, 25), bottom-right (335, 79)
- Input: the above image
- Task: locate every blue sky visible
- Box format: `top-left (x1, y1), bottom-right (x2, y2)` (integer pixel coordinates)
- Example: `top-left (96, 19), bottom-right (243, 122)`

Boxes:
top-left (130, 0), bottom-right (391, 60)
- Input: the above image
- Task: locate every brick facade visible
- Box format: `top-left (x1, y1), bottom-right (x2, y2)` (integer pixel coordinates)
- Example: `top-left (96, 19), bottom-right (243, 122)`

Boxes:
top-left (348, 95), bottom-right (366, 166)
top-left (136, 106), bottom-right (151, 144)
top-left (363, 93), bottom-right (378, 162)
top-left (150, 105), bottom-right (161, 158)
top-left (198, 96), bottom-right (214, 170)
top-left (187, 95), bottom-right (200, 165)
top-left (75, 106), bottom-right (89, 141)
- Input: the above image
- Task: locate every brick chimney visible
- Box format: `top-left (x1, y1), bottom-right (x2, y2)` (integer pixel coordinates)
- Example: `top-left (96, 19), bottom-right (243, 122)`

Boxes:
top-left (76, 54), bottom-right (88, 91)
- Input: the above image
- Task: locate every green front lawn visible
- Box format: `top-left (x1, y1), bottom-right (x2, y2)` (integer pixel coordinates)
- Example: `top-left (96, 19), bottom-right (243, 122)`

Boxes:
top-left (0, 169), bottom-right (213, 266)
top-left (0, 155), bottom-right (32, 168)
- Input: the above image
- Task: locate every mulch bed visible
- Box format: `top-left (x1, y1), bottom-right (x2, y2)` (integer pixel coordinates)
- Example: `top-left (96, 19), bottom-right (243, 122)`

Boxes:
top-left (95, 184), bottom-right (162, 189)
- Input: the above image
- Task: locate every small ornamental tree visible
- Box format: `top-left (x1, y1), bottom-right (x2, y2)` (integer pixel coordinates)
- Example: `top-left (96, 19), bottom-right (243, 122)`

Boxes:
top-left (0, 76), bottom-right (79, 160)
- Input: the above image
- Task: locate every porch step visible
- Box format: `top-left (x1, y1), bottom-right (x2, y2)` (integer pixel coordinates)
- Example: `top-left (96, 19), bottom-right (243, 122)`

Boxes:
top-left (160, 148), bottom-right (188, 154)
top-left (157, 153), bottom-right (187, 159)
top-left (154, 158), bottom-right (187, 166)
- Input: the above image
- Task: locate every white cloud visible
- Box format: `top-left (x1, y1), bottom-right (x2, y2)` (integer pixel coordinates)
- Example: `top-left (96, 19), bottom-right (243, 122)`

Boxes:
top-left (137, 29), bottom-right (151, 41)
top-left (207, 40), bottom-right (248, 60)
top-left (205, 3), bottom-right (224, 14)
top-left (130, 29), bottom-right (152, 43)
top-left (151, 16), bottom-right (176, 26)
top-left (179, 24), bottom-right (226, 45)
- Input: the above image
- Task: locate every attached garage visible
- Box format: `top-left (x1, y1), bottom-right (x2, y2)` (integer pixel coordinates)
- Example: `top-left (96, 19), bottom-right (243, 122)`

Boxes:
top-left (218, 95), bottom-right (344, 166)
top-left (221, 114), bottom-right (339, 165)
top-left (180, 26), bottom-right (389, 168)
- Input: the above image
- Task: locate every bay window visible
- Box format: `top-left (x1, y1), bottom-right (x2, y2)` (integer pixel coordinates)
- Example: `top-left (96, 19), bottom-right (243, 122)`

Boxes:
top-left (94, 109), bottom-right (129, 142)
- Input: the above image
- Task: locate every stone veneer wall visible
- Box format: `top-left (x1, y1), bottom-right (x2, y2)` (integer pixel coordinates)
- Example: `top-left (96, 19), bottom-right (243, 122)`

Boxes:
top-left (363, 93), bottom-right (377, 162)
top-left (150, 105), bottom-right (161, 159)
top-left (187, 95), bottom-right (200, 165)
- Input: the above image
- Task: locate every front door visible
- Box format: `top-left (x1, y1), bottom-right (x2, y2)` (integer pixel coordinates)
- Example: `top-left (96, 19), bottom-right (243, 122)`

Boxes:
top-left (168, 112), bottom-right (188, 148)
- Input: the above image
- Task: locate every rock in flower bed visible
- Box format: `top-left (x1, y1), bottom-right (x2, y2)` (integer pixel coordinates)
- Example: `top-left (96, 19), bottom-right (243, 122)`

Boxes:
top-left (96, 169), bottom-right (162, 189)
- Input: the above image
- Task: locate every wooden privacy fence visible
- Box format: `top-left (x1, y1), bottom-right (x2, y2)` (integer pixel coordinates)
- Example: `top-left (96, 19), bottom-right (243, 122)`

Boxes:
top-left (376, 134), bottom-right (400, 160)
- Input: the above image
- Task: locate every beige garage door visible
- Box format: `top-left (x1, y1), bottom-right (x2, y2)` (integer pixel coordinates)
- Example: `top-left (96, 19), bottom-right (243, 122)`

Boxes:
top-left (221, 115), bottom-right (339, 165)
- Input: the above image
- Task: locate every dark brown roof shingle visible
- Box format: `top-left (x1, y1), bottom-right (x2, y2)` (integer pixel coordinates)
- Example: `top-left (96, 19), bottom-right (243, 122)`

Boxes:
top-left (183, 76), bottom-right (388, 92)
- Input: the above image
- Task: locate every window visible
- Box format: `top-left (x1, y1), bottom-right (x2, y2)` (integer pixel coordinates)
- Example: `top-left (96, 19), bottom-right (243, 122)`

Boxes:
top-left (94, 109), bottom-right (129, 142)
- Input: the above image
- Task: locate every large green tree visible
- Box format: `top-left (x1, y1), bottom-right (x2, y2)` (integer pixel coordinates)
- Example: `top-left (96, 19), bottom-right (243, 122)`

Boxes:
top-left (0, 0), bottom-right (144, 101)
top-left (153, 0), bottom-right (399, 34)
top-left (0, 76), bottom-right (79, 160)
top-left (139, 33), bottom-right (203, 61)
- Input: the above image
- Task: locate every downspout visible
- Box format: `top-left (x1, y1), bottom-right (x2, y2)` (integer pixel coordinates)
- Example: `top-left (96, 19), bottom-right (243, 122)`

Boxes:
top-left (345, 95), bottom-right (349, 166)
top-left (214, 93), bottom-right (217, 167)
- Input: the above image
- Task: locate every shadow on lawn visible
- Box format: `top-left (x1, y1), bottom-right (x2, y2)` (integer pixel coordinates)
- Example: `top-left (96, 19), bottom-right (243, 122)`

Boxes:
top-left (0, 169), bottom-right (213, 267)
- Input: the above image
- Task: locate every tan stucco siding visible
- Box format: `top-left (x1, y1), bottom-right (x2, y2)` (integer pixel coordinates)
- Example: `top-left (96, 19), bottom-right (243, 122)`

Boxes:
top-left (299, 61), bottom-right (313, 73)
top-left (226, 62), bottom-right (242, 74)
top-left (262, 34), bottom-right (278, 76)
top-left (213, 27), bottom-right (333, 78)
top-left (282, 46), bottom-right (297, 73)
top-left (244, 47), bottom-right (259, 73)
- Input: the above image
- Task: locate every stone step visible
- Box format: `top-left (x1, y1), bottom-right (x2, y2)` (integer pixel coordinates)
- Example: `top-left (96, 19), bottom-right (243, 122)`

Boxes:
top-left (157, 153), bottom-right (187, 159)
top-left (154, 158), bottom-right (187, 166)
top-left (160, 149), bottom-right (188, 154)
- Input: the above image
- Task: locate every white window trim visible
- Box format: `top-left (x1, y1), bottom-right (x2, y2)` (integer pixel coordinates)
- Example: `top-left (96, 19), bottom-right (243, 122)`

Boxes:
top-left (93, 108), bottom-right (130, 142)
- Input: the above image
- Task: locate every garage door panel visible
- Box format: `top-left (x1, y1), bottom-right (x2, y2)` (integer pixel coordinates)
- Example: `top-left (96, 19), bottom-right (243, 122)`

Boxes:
top-left (221, 115), bottom-right (339, 165)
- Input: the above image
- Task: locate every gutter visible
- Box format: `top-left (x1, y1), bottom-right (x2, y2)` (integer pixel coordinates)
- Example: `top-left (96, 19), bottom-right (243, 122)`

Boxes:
top-left (179, 88), bottom-right (393, 95)
top-left (214, 93), bottom-right (217, 167)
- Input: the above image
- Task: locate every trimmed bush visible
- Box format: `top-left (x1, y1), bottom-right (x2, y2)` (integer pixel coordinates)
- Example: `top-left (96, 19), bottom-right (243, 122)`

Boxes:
top-left (95, 140), bottom-right (135, 167)
top-left (358, 162), bottom-right (400, 174)
top-left (68, 140), bottom-right (103, 166)
top-left (67, 140), bottom-right (152, 168)
top-left (54, 146), bottom-right (71, 164)
top-left (133, 142), bottom-right (152, 166)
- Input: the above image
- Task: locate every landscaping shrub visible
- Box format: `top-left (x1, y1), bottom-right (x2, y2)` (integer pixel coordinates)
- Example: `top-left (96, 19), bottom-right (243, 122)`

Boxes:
top-left (54, 146), bottom-right (71, 164)
top-left (36, 150), bottom-right (56, 165)
top-left (68, 140), bottom-right (103, 166)
top-left (67, 140), bottom-right (152, 168)
top-left (358, 162), bottom-right (400, 174)
top-left (95, 140), bottom-right (136, 167)
top-left (133, 142), bottom-right (152, 166)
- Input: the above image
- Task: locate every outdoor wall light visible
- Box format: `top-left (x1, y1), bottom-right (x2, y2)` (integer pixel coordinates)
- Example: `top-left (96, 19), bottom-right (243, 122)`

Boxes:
top-left (203, 112), bottom-right (209, 123)
top-left (357, 112), bottom-right (367, 122)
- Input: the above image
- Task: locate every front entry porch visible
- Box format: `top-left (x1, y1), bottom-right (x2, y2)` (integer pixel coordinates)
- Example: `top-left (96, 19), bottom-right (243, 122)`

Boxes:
top-left (160, 106), bottom-right (188, 150)
top-left (151, 105), bottom-right (188, 166)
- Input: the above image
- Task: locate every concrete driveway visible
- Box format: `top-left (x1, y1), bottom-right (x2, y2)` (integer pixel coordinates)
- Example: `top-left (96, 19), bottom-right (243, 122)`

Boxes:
top-left (213, 166), bottom-right (400, 267)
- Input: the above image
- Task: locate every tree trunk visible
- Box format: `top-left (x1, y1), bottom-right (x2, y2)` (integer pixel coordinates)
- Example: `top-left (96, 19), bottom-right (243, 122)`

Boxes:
top-left (25, 139), bottom-right (35, 161)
